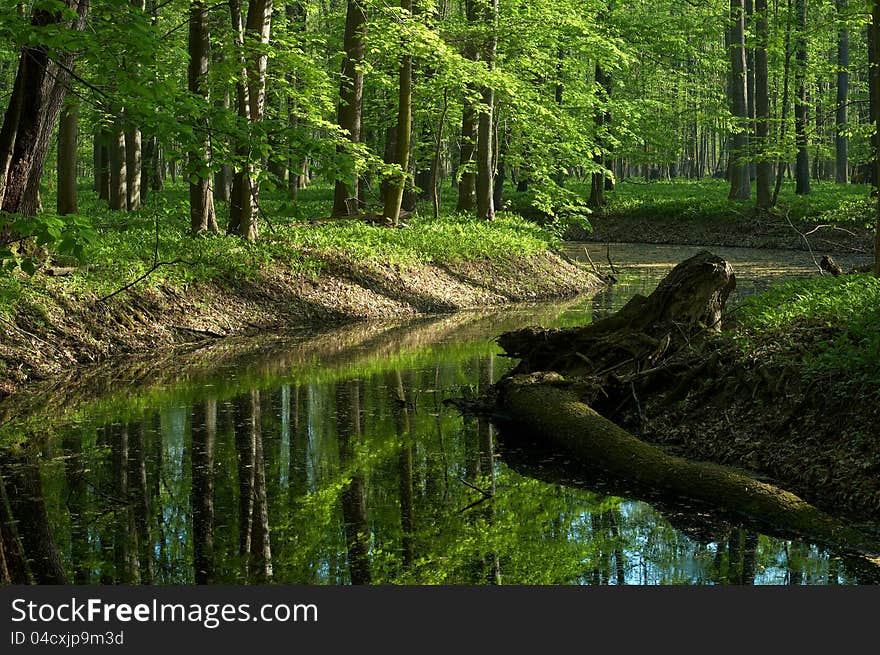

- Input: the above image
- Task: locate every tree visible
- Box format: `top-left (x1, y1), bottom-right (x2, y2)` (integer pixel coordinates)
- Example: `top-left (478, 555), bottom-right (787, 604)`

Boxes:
top-left (476, 0), bottom-right (499, 221)
top-left (755, 0), bottom-right (773, 209)
top-left (382, 0), bottom-right (414, 226)
top-left (0, 0), bottom-right (90, 229)
top-left (728, 0), bottom-right (751, 201)
top-left (188, 0), bottom-right (219, 234)
top-left (794, 0), bottom-right (810, 195)
top-left (835, 0), bottom-right (849, 184)
top-left (332, 0), bottom-right (367, 217)
top-left (57, 98), bottom-right (78, 215)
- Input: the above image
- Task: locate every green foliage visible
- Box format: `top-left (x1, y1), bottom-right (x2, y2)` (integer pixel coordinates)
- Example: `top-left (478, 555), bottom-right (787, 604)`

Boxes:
top-left (598, 179), bottom-right (873, 226)
top-left (734, 274), bottom-right (880, 385)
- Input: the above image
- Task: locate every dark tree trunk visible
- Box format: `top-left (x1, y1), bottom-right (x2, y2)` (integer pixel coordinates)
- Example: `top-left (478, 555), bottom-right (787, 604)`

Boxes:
top-left (0, 453), bottom-right (68, 584)
top-left (188, 0), bottom-right (219, 234)
top-left (57, 98), bottom-right (78, 215)
top-left (338, 380), bottom-right (371, 585)
top-left (836, 0), bottom-right (849, 184)
top-left (755, 0), bottom-right (773, 208)
top-left (794, 0), bottom-right (810, 195)
top-left (382, 0), bottom-right (414, 226)
top-left (773, 0), bottom-right (794, 206)
top-left (0, 0), bottom-right (90, 226)
top-left (192, 399), bottom-right (216, 584)
top-left (332, 0), bottom-right (367, 217)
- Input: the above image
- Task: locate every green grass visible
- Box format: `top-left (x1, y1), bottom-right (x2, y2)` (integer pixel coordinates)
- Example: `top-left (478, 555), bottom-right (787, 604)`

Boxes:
top-left (0, 181), bottom-right (560, 313)
top-left (732, 273), bottom-right (880, 386)
top-left (592, 178), bottom-right (875, 227)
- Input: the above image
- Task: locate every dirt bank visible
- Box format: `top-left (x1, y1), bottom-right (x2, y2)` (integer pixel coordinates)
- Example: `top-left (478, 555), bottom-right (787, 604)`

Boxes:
top-left (0, 250), bottom-right (599, 399)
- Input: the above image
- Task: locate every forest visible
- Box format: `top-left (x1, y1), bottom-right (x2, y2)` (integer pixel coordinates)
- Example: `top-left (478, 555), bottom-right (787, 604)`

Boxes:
top-left (0, 0), bottom-right (878, 587)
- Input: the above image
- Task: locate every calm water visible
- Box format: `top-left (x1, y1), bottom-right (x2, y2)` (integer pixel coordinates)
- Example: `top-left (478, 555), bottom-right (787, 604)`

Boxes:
top-left (2, 244), bottom-right (876, 585)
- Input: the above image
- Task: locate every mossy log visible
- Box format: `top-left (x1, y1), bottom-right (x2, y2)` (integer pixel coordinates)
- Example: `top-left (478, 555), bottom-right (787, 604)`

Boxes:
top-left (499, 250), bottom-right (735, 377)
top-left (498, 373), bottom-right (880, 563)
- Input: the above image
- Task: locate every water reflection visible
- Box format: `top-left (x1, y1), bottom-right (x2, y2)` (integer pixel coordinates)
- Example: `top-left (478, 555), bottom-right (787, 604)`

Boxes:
top-left (1, 245), bottom-right (876, 585)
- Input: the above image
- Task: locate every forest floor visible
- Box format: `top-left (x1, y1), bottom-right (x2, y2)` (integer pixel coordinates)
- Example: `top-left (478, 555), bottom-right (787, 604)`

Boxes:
top-left (0, 185), bottom-right (599, 398)
top-left (563, 179), bottom-right (876, 255)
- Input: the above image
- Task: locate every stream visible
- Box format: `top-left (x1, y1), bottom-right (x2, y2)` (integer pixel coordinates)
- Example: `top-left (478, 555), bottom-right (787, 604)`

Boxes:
top-left (2, 243), bottom-right (875, 585)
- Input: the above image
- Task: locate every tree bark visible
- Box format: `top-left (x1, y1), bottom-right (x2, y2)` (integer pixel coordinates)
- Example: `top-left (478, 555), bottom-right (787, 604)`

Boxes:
top-left (0, 0), bottom-right (90, 226)
top-left (456, 0), bottom-right (480, 213)
top-left (475, 0), bottom-right (498, 221)
top-left (108, 122), bottom-right (128, 211)
top-left (332, 0), bottom-right (367, 217)
top-left (728, 0), bottom-right (752, 201)
top-left (382, 0), bottom-right (414, 226)
top-left (755, 0), bottom-right (773, 209)
top-left (57, 98), bottom-right (78, 215)
top-left (794, 0), bottom-right (810, 195)
top-left (836, 0), bottom-right (849, 184)
top-left (188, 0), bottom-right (219, 234)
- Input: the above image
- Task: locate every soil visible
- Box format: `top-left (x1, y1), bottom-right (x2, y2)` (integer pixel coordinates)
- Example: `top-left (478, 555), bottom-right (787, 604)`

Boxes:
top-left (0, 250), bottom-right (599, 399)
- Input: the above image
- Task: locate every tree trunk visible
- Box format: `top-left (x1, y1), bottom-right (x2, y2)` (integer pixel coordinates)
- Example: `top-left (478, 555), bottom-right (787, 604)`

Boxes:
top-left (590, 63), bottom-right (611, 208)
top-left (873, 2), bottom-right (880, 275)
top-left (772, 0), bottom-right (794, 205)
top-left (728, 0), bottom-right (751, 201)
top-left (755, 0), bottom-right (773, 208)
top-left (836, 0), bottom-right (849, 184)
top-left (475, 0), bottom-right (498, 221)
top-left (125, 123), bottom-right (142, 211)
top-left (0, 1), bottom-right (90, 227)
top-left (382, 0), bottom-right (414, 226)
top-left (794, 0), bottom-right (810, 195)
top-left (338, 380), bottom-right (371, 585)
top-left (108, 122), bottom-right (128, 211)
top-left (332, 0), bottom-right (367, 217)
top-left (189, 0), bottom-right (219, 234)
top-left (57, 98), bottom-right (78, 215)
top-left (496, 374), bottom-right (880, 566)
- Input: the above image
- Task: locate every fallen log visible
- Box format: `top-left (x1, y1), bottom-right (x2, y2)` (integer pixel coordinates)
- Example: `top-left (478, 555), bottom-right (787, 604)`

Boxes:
top-left (497, 372), bottom-right (880, 564)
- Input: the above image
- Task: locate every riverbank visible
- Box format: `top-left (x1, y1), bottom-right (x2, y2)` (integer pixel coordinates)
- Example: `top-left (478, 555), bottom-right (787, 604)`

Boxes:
top-left (0, 245), bottom-right (597, 398)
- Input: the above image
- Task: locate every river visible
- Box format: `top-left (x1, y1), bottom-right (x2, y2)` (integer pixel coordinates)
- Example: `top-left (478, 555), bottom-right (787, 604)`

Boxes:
top-left (1, 243), bottom-right (875, 585)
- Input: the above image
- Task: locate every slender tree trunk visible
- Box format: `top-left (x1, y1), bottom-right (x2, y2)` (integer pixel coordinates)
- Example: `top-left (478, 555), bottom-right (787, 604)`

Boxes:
top-left (227, 0), bottom-right (252, 236)
top-left (755, 0), bottom-right (773, 208)
top-left (873, 1), bottom-right (880, 275)
top-left (590, 63), bottom-right (611, 207)
top-left (475, 0), bottom-right (498, 221)
top-left (57, 98), bottom-right (78, 215)
top-left (456, 0), bottom-right (480, 213)
top-left (332, 0), bottom-right (367, 217)
top-left (382, 0), bottom-right (414, 226)
top-left (772, 0), bottom-right (794, 205)
top-left (835, 0), bottom-right (849, 185)
top-left (108, 122), bottom-right (128, 210)
top-left (189, 0), bottom-right (219, 234)
top-left (728, 0), bottom-right (752, 201)
top-left (125, 121), bottom-right (142, 211)
top-left (794, 0), bottom-right (810, 195)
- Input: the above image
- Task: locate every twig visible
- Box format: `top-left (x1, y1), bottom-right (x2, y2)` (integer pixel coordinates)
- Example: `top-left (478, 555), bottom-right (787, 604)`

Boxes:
top-left (458, 495), bottom-right (493, 514)
top-left (96, 259), bottom-right (195, 304)
top-left (631, 381), bottom-right (647, 425)
top-left (606, 243), bottom-right (619, 277)
top-left (783, 211), bottom-right (823, 274)
top-left (458, 476), bottom-right (492, 498)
